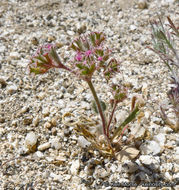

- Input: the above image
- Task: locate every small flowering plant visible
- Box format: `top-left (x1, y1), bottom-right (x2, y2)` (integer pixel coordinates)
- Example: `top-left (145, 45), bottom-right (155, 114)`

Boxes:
top-left (28, 32), bottom-right (140, 156)
top-left (149, 17), bottom-right (179, 132)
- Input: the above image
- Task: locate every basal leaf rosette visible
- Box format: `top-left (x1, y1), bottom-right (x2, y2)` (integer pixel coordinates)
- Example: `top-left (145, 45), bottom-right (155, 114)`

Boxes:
top-left (28, 44), bottom-right (70, 74)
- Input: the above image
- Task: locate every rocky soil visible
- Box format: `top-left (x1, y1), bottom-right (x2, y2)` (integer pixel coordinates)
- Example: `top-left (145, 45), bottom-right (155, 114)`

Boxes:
top-left (0, 0), bottom-right (179, 189)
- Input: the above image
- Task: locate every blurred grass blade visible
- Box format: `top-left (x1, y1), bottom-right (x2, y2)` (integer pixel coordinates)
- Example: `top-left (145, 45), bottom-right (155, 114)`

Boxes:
top-left (112, 106), bottom-right (139, 141)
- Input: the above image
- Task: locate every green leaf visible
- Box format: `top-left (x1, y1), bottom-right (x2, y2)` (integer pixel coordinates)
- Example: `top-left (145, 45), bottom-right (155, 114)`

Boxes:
top-left (50, 47), bottom-right (61, 64)
top-left (76, 63), bottom-right (84, 70)
top-left (75, 39), bottom-right (84, 51)
top-left (89, 63), bottom-right (96, 74)
top-left (36, 55), bottom-right (48, 64)
top-left (71, 43), bottom-right (79, 51)
top-left (112, 106), bottom-right (139, 141)
top-left (92, 100), bottom-right (107, 114)
top-left (89, 33), bottom-right (96, 46)
top-left (30, 67), bottom-right (46, 74)
top-left (81, 68), bottom-right (89, 75)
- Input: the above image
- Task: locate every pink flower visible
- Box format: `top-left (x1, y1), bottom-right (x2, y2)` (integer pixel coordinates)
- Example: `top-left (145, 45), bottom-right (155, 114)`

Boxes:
top-left (98, 57), bottom-right (103, 61)
top-left (85, 50), bottom-right (92, 57)
top-left (75, 52), bottom-right (82, 61)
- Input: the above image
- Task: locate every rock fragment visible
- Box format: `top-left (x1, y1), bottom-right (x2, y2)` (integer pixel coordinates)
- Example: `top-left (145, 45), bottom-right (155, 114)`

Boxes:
top-left (38, 142), bottom-right (51, 151)
top-left (25, 132), bottom-right (37, 152)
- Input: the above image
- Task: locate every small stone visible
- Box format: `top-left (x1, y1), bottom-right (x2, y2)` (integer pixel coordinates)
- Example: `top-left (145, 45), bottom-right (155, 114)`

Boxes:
top-left (19, 106), bottom-right (29, 114)
top-left (67, 30), bottom-right (75, 36)
top-left (50, 172), bottom-right (63, 182)
top-left (176, 147), bottom-right (179, 154)
top-left (173, 172), bottom-right (179, 181)
top-left (0, 45), bottom-right (6, 53)
top-left (38, 142), bottom-right (51, 151)
top-left (78, 136), bottom-right (91, 148)
top-left (42, 107), bottom-right (50, 117)
top-left (93, 166), bottom-right (109, 179)
top-left (37, 92), bottom-right (46, 100)
top-left (0, 77), bottom-right (7, 88)
top-left (25, 132), bottom-right (37, 152)
top-left (122, 161), bottom-right (139, 173)
top-left (31, 37), bottom-right (39, 45)
top-left (129, 25), bottom-right (137, 31)
top-left (56, 152), bottom-right (67, 163)
top-left (162, 0), bottom-right (176, 5)
top-left (140, 140), bottom-right (161, 155)
top-left (44, 121), bottom-right (52, 129)
top-left (77, 25), bottom-right (86, 34)
top-left (173, 155), bottom-right (179, 164)
top-left (130, 124), bottom-right (146, 139)
top-left (33, 116), bottom-right (39, 127)
top-left (115, 110), bottom-right (128, 124)
top-left (165, 171), bottom-right (173, 180)
top-left (0, 117), bottom-right (5, 123)
top-left (46, 14), bottom-right (53, 20)
top-left (7, 84), bottom-right (18, 94)
top-left (51, 117), bottom-right (57, 126)
top-left (153, 133), bottom-right (166, 146)
top-left (50, 138), bottom-right (61, 150)
top-left (47, 35), bottom-right (56, 42)
top-left (51, 127), bottom-right (57, 135)
top-left (70, 160), bottom-right (80, 175)
top-left (139, 155), bottom-right (160, 170)
top-left (137, 0), bottom-right (148, 9)
top-left (35, 151), bottom-right (44, 158)
top-left (56, 42), bottom-right (64, 48)
top-left (108, 164), bottom-right (117, 173)
top-left (23, 117), bottom-right (33, 125)
top-left (142, 82), bottom-right (148, 96)
top-left (116, 146), bottom-right (140, 162)
top-left (9, 51), bottom-right (20, 59)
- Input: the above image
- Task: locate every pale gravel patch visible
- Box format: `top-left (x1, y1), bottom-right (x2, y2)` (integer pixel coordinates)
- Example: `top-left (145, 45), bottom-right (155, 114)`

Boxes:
top-left (0, 0), bottom-right (179, 189)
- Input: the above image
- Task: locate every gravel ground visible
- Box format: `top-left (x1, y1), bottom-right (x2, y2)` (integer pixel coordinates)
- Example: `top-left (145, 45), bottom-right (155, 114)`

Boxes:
top-left (0, 0), bottom-right (179, 189)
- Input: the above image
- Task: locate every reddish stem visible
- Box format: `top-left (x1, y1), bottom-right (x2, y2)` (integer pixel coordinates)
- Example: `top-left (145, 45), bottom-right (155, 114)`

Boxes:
top-left (118, 125), bottom-right (129, 142)
top-left (106, 101), bottom-right (118, 138)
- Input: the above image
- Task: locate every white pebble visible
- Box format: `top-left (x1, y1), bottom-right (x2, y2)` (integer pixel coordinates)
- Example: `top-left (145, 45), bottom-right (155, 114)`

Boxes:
top-left (42, 107), bottom-right (50, 117)
top-left (25, 132), bottom-right (37, 151)
top-left (0, 45), bottom-right (6, 53)
top-left (77, 136), bottom-right (91, 148)
top-left (35, 151), bottom-right (44, 158)
top-left (93, 166), bottom-right (109, 179)
top-left (70, 160), bottom-right (80, 175)
top-left (129, 25), bottom-right (137, 31)
top-left (67, 30), bottom-right (75, 36)
top-left (140, 140), bottom-right (161, 155)
top-left (165, 171), bottom-right (173, 180)
top-left (50, 172), bottom-right (63, 182)
top-left (7, 84), bottom-right (18, 94)
top-left (139, 155), bottom-right (160, 170)
top-left (38, 142), bottom-right (51, 151)
top-left (10, 51), bottom-right (20, 59)
top-left (50, 138), bottom-right (61, 150)
top-left (153, 133), bottom-right (166, 146)
top-left (33, 116), bottom-right (39, 127)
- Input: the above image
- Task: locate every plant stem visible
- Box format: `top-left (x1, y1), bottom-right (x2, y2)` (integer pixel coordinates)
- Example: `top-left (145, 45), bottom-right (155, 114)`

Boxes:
top-left (106, 101), bottom-right (118, 138)
top-left (57, 64), bottom-right (72, 72)
top-left (86, 80), bottom-right (107, 136)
